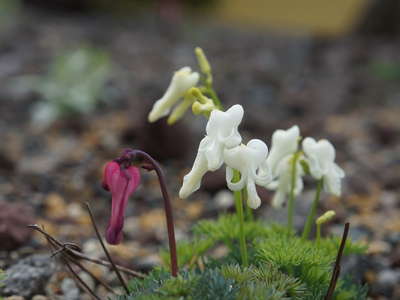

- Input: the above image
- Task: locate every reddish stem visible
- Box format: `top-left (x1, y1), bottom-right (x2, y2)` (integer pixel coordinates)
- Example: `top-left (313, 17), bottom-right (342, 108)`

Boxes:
top-left (125, 150), bottom-right (178, 277)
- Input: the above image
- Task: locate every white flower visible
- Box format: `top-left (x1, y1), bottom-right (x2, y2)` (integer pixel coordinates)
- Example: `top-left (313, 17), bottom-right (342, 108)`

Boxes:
top-left (266, 125), bottom-right (300, 178)
top-left (224, 139), bottom-right (271, 209)
top-left (148, 67), bottom-right (199, 122)
top-left (264, 125), bottom-right (303, 208)
top-left (267, 155), bottom-right (304, 208)
top-left (302, 137), bottom-right (345, 196)
top-left (179, 105), bottom-right (244, 198)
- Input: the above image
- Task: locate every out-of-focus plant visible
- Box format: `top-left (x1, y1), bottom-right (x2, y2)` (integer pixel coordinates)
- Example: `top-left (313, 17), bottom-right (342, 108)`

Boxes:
top-left (0, 269), bottom-right (5, 287)
top-left (31, 47), bottom-right (111, 127)
top-left (0, 0), bottom-right (21, 33)
top-left (369, 61), bottom-right (400, 81)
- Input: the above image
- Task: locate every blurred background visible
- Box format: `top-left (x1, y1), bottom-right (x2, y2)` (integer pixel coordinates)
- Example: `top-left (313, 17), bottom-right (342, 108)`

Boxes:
top-left (0, 0), bottom-right (399, 299)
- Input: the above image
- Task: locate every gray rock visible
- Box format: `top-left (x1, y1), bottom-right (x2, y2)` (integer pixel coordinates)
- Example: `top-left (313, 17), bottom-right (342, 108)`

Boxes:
top-left (375, 269), bottom-right (400, 296)
top-left (0, 254), bottom-right (55, 298)
top-left (60, 278), bottom-right (80, 300)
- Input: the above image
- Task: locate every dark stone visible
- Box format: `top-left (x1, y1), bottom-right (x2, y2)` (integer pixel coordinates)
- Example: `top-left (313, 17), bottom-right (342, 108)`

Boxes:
top-left (0, 254), bottom-right (56, 298)
top-left (0, 201), bottom-right (35, 251)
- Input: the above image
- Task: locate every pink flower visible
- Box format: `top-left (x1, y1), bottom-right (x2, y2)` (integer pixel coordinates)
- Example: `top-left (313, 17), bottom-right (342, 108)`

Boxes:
top-left (102, 161), bottom-right (141, 245)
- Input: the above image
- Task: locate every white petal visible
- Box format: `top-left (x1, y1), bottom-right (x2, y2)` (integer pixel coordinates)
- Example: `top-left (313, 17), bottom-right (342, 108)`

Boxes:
top-left (246, 180), bottom-right (261, 209)
top-left (267, 125), bottom-right (300, 177)
top-left (267, 154), bottom-right (304, 209)
top-left (224, 139), bottom-right (269, 209)
top-left (179, 139), bottom-right (209, 199)
top-left (323, 163), bottom-right (345, 196)
top-left (271, 189), bottom-right (286, 208)
top-left (148, 67), bottom-right (199, 122)
top-left (207, 104), bottom-right (243, 148)
top-left (179, 105), bottom-right (244, 198)
top-left (302, 137), bottom-right (336, 179)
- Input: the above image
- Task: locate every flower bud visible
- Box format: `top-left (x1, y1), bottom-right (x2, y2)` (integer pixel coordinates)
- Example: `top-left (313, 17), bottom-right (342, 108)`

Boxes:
top-left (102, 161), bottom-right (141, 244)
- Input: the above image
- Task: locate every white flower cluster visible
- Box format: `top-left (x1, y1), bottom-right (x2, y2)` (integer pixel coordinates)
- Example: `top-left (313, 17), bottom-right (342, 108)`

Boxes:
top-left (178, 105), bottom-right (345, 209)
top-left (148, 67), bottom-right (345, 209)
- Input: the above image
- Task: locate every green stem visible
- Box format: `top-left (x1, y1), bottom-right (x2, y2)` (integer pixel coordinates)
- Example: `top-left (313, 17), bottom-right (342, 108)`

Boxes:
top-left (243, 187), bottom-right (254, 221)
top-left (206, 85), bottom-right (223, 109)
top-left (233, 170), bottom-right (248, 266)
top-left (287, 152), bottom-right (300, 232)
top-left (302, 178), bottom-right (323, 240)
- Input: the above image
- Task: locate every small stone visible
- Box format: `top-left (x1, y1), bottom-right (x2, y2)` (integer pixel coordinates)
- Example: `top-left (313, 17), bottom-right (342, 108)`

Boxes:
top-left (5, 297), bottom-right (25, 300)
top-left (376, 269), bottom-right (400, 296)
top-left (78, 271), bottom-right (95, 291)
top-left (32, 295), bottom-right (48, 300)
top-left (61, 278), bottom-right (80, 300)
top-left (45, 193), bottom-right (67, 220)
top-left (368, 240), bottom-right (391, 255)
top-left (134, 254), bottom-right (161, 271)
top-left (0, 254), bottom-right (55, 298)
top-left (186, 201), bottom-right (204, 219)
top-left (0, 201), bottom-right (35, 251)
top-left (214, 190), bottom-right (234, 209)
top-left (138, 209), bottom-right (167, 239)
top-left (83, 239), bottom-right (103, 259)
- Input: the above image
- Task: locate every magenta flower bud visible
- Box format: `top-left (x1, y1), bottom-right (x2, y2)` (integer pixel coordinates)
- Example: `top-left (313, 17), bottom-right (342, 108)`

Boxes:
top-left (102, 161), bottom-right (141, 245)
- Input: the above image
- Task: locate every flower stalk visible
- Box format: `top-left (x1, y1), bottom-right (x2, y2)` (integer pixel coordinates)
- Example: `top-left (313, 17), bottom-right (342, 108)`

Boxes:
top-left (233, 170), bottom-right (248, 267)
top-left (302, 178), bottom-right (324, 239)
top-left (287, 152), bottom-right (301, 232)
top-left (115, 149), bottom-right (178, 277)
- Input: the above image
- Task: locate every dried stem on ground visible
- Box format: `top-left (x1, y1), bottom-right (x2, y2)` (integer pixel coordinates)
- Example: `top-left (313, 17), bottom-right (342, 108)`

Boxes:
top-left (325, 222), bottom-right (350, 300)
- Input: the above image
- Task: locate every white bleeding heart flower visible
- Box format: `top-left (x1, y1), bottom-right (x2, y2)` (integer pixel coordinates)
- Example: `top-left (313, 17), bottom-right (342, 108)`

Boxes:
top-left (224, 139), bottom-right (271, 209)
top-left (267, 154), bottom-right (304, 208)
top-left (179, 104), bottom-right (244, 198)
top-left (266, 125), bottom-right (300, 178)
top-left (302, 137), bottom-right (345, 196)
top-left (148, 67), bottom-right (199, 122)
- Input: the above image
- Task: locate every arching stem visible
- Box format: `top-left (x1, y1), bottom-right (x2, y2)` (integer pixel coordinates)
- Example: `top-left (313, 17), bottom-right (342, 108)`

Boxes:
top-left (126, 150), bottom-right (178, 277)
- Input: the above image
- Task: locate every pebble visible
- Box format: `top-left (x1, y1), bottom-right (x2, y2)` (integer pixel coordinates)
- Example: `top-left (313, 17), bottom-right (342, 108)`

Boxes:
top-left (61, 278), bottom-right (80, 300)
top-left (376, 269), bottom-right (400, 296)
top-left (78, 271), bottom-right (95, 291)
top-left (45, 193), bottom-right (67, 220)
top-left (32, 296), bottom-right (48, 300)
top-left (0, 254), bottom-right (55, 298)
top-left (214, 190), bottom-right (234, 210)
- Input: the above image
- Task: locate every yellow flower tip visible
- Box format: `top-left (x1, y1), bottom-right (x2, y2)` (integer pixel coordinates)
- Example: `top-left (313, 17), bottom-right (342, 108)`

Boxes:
top-left (192, 101), bottom-right (203, 115)
top-left (316, 210), bottom-right (336, 225)
top-left (188, 87), bottom-right (201, 97)
top-left (195, 47), bottom-right (211, 75)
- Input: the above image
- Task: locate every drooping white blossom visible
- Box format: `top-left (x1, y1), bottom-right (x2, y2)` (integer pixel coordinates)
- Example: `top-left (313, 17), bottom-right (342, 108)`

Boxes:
top-left (264, 125), bottom-right (303, 208)
top-left (148, 67), bottom-right (199, 122)
top-left (224, 139), bottom-right (271, 209)
top-left (266, 125), bottom-right (300, 177)
top-left (302, 137), bottom-right (345, 196)
top-left (179, 105), bottom-right (244, 198)
top-left (267, 155), bottom-right (304, 208)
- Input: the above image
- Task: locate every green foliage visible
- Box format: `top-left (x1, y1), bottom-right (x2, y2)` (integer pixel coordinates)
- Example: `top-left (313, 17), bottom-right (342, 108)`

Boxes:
top-left (128, 215), bottom-right (366, 300)
top-left (369, 62), bottom-right (400, 81)
top-left (160, 238), bottom-right (214, 268)
top-left (31, 47), bottom-right (111, 126)
top-left (0, 0), bottom-right (20, 30)
top-left (0, 269), bottom-right (5, 287)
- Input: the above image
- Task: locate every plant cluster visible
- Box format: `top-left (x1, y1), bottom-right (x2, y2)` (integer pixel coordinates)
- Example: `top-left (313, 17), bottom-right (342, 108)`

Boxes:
top-left (96, 47), bottom-right (368, 299)
top-left (25, 47), bottom-right (368, 299)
